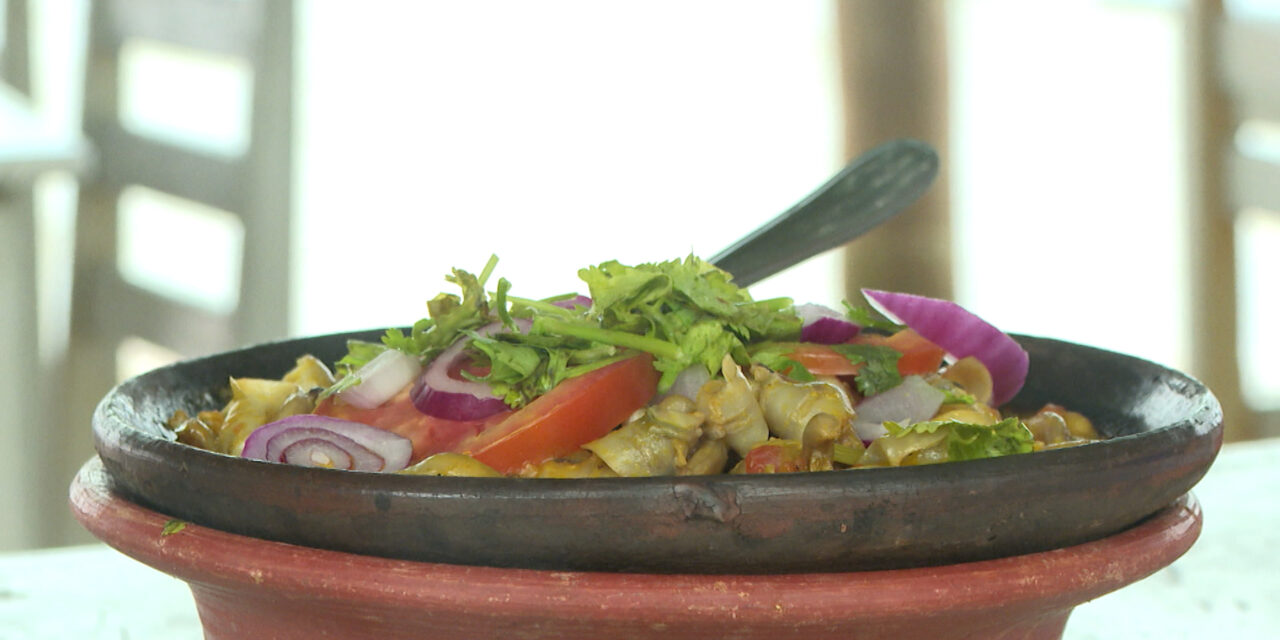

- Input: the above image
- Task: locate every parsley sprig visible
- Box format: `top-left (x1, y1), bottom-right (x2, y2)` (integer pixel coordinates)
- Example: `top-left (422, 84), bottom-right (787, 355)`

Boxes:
top-left (325, 254), bottom-right (905, 408)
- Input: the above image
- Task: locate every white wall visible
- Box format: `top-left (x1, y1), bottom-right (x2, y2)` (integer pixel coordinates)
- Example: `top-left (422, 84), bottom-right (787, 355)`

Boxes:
top-left (293, 1), bottom-right (1199, 384)
top-left (949, 0), bottom-right (1190, 372)
top-left (292, 1), bottom-right (846, 336)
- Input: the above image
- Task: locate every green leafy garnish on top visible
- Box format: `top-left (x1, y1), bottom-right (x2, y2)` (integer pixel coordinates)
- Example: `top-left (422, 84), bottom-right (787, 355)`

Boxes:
top-left (325, 254), bottom-right (907, 409)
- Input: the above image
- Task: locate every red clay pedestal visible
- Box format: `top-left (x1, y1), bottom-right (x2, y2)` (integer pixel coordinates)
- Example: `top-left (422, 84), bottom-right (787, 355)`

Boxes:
top-left (71, 457), bottom-right (1201, 640)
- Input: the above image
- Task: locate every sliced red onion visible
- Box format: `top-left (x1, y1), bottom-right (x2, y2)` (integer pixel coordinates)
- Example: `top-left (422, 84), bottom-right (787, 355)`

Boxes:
top-left (241, 415), bottom-right (412, 472)
top-left (796, 303), bottom-right (861, 344)
top-left (410, 320), bottom-right (530, 420)
top-left (337, 348), bottom-right (422, 409)
top-left (277, 436), bottom-right (359, 469)
top-left (862, 289), bottom-right (1029, 406)
top-left (852, 375), bottom-right (945, 442)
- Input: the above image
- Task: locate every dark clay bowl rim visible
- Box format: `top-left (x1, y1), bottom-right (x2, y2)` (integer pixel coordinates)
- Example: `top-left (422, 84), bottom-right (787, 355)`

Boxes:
top-left (91, 330), bottom-right (1224, 574)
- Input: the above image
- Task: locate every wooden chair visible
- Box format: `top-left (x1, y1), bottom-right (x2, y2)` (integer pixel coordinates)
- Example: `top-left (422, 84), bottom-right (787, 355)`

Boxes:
top-left (1187, 0), bottom-right (1279, 440)
top-left (48, 0), bottom-right (295, 545)
top-left (0, 0), bottom-right (89, 550)
top-left (1, 0), bottom-right (31, 95)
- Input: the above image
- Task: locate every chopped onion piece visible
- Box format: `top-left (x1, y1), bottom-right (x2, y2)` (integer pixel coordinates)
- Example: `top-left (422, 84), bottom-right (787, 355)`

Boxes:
top-left (852, 375), bottom-right (945, 441)
top-left (657, 364), bottom-right (712, 403)
top-left (337, 348), bottom-right (422, 409)
top-left (862, 289), bottom-right (1029, 406)
top-left (410, 320), bottom-right (529, 420)
top-left (241, 415), bottom-right (412, 472)
top-left (795, 303), bottom-right (861, 344)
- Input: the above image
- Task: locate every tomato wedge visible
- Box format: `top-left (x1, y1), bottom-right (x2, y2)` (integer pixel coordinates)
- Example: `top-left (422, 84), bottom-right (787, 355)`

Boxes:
top-left (314, 388), bottom-right (511, 462)
top-left (852, 328), bottom-right (946, 377)
top-left (458, 353), bottom-right (659, 474)
top-left (742, 440), bottom-right (806, 474)
top-left (785, 344), bottom-right (865, 376)
top-left (786, 328), bottom-right (945, 379)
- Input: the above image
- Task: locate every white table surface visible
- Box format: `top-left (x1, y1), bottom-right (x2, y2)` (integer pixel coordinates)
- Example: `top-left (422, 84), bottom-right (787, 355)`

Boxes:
top-left (3, 438), bottom-right (1277, 640)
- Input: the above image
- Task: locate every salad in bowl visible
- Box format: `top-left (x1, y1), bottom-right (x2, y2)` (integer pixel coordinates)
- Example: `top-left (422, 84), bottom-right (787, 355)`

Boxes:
top-left (165, 255), bottom-right (1100, 478)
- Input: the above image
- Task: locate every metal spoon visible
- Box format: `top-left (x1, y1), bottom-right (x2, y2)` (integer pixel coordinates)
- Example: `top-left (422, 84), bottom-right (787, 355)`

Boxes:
top-left (710, 138), bottom-right (939, 287)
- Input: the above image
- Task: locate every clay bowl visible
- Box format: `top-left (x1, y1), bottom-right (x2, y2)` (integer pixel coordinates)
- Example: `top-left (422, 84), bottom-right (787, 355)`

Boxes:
top-left (91, 331), bottom-right (1222, 573)
top-left (71, 457), bottom-right (1203, 640)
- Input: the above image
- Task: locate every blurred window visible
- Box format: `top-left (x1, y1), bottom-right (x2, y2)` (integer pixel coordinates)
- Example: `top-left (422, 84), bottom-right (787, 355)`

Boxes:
top-left (949, 0), bottom-right (1188, 372)
top-left (116, 185), bottom-right (245, 315)
top-left (118, 37), bottom-right (253, 157)
top-left (291, 1), bottom-right (845, 334)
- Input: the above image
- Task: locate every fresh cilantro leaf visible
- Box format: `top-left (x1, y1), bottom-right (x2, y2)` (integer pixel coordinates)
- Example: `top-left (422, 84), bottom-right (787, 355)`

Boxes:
top-left (161, 519), bottom-right (188, 536)
top-left (578, 259), bottom-right (672, 328)
top-left (333, 339), bottom-right (390, 377)
top-left (826, 343), bottom-right (902, 396)
top-left (381, 317), bottom-right (435, 356)
top-left (427, 269), bottom-right (489, 341)
top-left (664, 256), bottom-right (747, 318)
top-left (505, 294), bottom-right (579, 320)
top-left (572, 255), bottom-right (803, 392)
top-left (748, 343), bottom-right (817, 382)
top-left (657, 319), bottom-right (744, 389)
top-left (748, 341), bottom-right (900, 394)
top-left (494, 277), bottom-right (514, 328)
top-left (325, 254), bottom-right (873, 410)
top-left (732, 296), bottom-right (803, 342)
top-left (475, 253), bottom-right (500, 287)
top-left (842, 300), bottom-right (904, 333)
top-left (465, 335), bottom-right (546, 408)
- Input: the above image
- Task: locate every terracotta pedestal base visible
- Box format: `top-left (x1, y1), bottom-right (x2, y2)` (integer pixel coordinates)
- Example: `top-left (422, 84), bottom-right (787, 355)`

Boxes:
top-left (71, 457), bottom-right (1201, 640)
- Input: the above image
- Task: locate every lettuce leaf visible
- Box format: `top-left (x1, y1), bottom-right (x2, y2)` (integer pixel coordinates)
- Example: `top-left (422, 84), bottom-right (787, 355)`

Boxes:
top-left (940, 386), bottom-right (976, 405)
top-left (884, 416), bottom-right (1034, 462)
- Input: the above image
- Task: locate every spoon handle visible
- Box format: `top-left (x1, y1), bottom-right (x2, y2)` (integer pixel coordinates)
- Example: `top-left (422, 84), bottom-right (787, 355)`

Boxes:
top-left (710, 138), bottom-right (939, 288)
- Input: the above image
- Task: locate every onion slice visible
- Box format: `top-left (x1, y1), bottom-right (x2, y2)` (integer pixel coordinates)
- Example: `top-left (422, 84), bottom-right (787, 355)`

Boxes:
top-left (795, 303), bottom-right (861, 344)
top-left (852, 375), bottom-right (945, 442)
top-left (241, 415), bottom-right (412, 472)
top-left (410, 320), bottom-right (530, 420)
top-left (337, 348), bottom-right (422, 409)
top-left (656, 364), bottom-right (712, 403)
top-left (862, 289), bottom-right (1028, 406)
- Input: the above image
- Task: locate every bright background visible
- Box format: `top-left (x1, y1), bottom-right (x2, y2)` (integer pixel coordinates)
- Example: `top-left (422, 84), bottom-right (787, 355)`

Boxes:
top-left (27, 0), bottom-right (1275, 402)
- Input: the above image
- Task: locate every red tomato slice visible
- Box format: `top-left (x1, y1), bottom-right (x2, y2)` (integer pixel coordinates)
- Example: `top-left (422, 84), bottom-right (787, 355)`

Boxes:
top-left (458, 353), bottom-right (659, 474)
top-left (314, 388), bottom-right (511, 462)
top-left (742, 440), bottom-right (806, 474)
top-left (852, 328), bottom-right (946, 377)
top-left (786, 344), bottom-right (864, 376)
